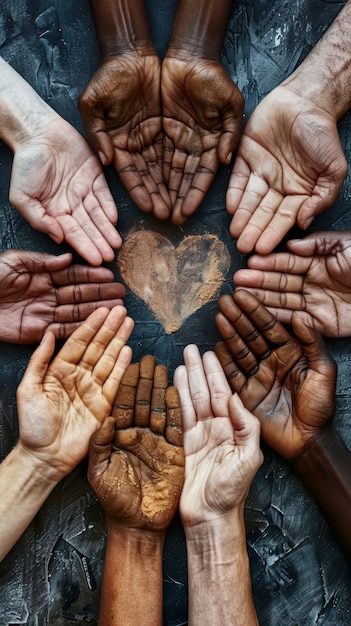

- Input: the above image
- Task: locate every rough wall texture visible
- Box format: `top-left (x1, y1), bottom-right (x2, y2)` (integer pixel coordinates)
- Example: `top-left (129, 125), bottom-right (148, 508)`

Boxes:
top-left (0, 1), bottom-right (351, 624)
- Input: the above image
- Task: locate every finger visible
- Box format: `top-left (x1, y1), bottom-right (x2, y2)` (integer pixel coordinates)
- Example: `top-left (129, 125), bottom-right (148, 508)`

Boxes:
top-left (202, 351), bottom-right (232, 417)
top-left (171, 154), bottom-right (202, 225)
top-left (235, 187), bottom-right (283, 255)
top-left (55, 213), bottom-right (107, 267)
top-left (80, 306), bottom-right (128, 369)
top-left (52, 306), bottom-right (113, 364)
top-left (215, 311), bottom-right (259, 377)
top-left (228, 395), bottom-right (263, 470)
top-left (150, 364), bottom-right (168, 435)
top-left (228, 168), bottom-right (269, 233)
top-left (88, 415), bottom-right (115, 472)
top-left (291, 313), bottom-right (337, 377)
top-left (178, 151), bottom-right (218, 220)
top-left (226, 155), bottom-right (250, 218)
top-left (214, 340), bottom-right (247, 394)
top-left (232, 290), bottom-right (294, 347)
top-left (133, 149), bottom-right (171, 220)
top-left (93, 315), bottom-right (134, 387)
top-left (135, 354), bottom-right (156, 426)
top-left (55, 283), bottom-right (126, 308)
top-left (102, 344), bottom-right (133, 411)
top-left (162, 134), bottom-right (174, 185)
top-left (165, 386), bottom-right (183, 447)
top-left (91, 170), bottom-right (120, 228)
top-left (254, 194), bottom-right (306, 255)
top-left (182, 344), bottom-right (212, 420)
top-left (287, 231), bottom-right (346, 257)
top-left (114, 149), bottom-right (153, 213)
top-left (217, 294), bottom-right (271, 361)
top-left (112, 362), bottom-right (140, 429)
top-left (234, 268), bottom-right (305, 294)
top-left (17, 331), bottom-right (56, 393)
top-left (167, 148), bottom-right (188, 210)
top-left (246, 252), bottom-right (312, 275)
top-left (233, 285), bottom-right (306, 314)
top-left (173, 364), bottom-right (197, 434)
top-left (52, 264), bottom-right (116, 285)
top-left (81, 192), bottom-right (121, 259)
top-left (18, 251), bottom-right (72, 274)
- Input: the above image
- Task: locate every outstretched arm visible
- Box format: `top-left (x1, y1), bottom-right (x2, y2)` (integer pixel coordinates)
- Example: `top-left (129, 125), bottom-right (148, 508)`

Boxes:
top-left (0, 57), bottom-right (121, 266)
top-left (0, 305), bottom-right (133, 562)
top-left (233, 230), bottom-right (351, 337)
top-left (227, 1), bottom-right (351, 254)
top-left (79, 0), bottom-right (171, 219)
top-left (161, 0), bottom-right (244, 224)
top-left (215, 289), bottom-right (351, 557)
top-left (0, 249), bottom-right (126, 343)
top-left (88, 355), bottom-right (184, 626)
top-left (174, 345), bottom-right (261, 626)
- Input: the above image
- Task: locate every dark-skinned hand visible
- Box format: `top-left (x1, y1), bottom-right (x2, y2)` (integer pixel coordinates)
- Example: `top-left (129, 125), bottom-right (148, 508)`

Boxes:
top-left (79, 54), bottom-right (171, 220)
top-left (215, 289), bottom-right (337, 459)
top-left (161, 56), bottom-right (244, 224)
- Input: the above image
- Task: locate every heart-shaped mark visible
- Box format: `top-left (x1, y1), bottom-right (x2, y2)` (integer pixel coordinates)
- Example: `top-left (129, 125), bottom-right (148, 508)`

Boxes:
top-left (117, 230), bottom-right (230, 333)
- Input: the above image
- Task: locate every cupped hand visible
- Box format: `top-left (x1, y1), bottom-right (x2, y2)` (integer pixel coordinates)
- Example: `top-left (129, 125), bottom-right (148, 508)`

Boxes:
top-left (161, 56), bottom-right (244, 224)
top-left (10, 116), bottom-right (121, 266)
top-left (215, 290), bottom-right (337, 459)
top-left (16, 305), bottom-right (134, 481)
top-left (174, 345), bottom-right (262, 527)
top-left (0, 249), bottom-right (126, 344)
top-left (88, 355), bottom-right (184, 531)
top-left (79, 54), bottom-right (171, 220)
top-left (234, 230), bottom-right (351, 337)
top-left (227, 85), bottom-right (348, 254)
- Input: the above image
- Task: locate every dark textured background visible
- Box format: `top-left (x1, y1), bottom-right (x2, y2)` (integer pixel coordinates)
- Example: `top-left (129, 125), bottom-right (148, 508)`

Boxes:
top-left (1, 1), bottom-right (351, 624)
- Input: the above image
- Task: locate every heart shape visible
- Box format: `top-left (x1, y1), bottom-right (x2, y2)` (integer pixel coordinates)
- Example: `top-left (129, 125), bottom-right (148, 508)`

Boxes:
top-left (117, 230), bottom-right (230, 333)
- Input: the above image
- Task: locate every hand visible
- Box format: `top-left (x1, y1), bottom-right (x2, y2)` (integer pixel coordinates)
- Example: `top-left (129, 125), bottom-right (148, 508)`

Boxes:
top-left (79, 54), bottom-right (171, 220)
top-left (233, 230), bottom-right (351, 337)
top-left (0, 249), bottom-right (126, 344)
top-left (88, 355), bottom-right (184, 531)
top-left (161, 56), bottom-right (244, 224)
top-left (174, 345), bottom-right (262, 527)
top-left (16, 305), bottom-right (134, 481)
top-left (215, 289), bottom-right (337, 459)
top-left (10, 116), bottom-right (121, 266)
top-left (227, 85), bottom-right (348, 254)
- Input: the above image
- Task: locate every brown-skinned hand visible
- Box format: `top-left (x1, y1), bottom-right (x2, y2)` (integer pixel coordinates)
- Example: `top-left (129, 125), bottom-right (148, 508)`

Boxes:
top-left (88, 355), bottom-right (184, 531)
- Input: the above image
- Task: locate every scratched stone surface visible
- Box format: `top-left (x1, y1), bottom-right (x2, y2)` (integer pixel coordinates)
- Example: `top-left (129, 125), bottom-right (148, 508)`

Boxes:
top-left (0, 0), bottom-right (351, 624)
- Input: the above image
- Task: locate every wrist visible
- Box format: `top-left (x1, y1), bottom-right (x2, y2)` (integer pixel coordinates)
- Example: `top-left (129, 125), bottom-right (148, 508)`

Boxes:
top-left (184, 509), bottom-right (245, 556)
top-left (0, 60), bottom-right (57, 151)
top-left (167, 1), bottom-right (233, 61)
top-left (90, 0), bottom-right (155, 59)
top-left (106, 520), bottom-right (166, 556)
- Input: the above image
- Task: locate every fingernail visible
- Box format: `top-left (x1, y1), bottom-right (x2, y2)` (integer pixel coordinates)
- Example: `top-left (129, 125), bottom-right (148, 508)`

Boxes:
top-left (98, 151), bottom-right (107, 166)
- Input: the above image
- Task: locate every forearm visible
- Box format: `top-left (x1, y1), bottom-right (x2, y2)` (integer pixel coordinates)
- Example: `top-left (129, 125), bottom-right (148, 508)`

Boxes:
top-left (89, 0), bottom-right (154, 58)
top-left (166, 0), bottom-right (233, 61)
top-left (0, 445), bottom-right (57, 562)
top-left (0, 57), bottom-right (56, 151)
top-left (291, 424), bottom-right (351, 558)
top-left (283, 0), bottom-right (351, 118)
top-left (98, 523), bottom-right (165, 626)
top-left (185, 515), bottom-right (258, 626)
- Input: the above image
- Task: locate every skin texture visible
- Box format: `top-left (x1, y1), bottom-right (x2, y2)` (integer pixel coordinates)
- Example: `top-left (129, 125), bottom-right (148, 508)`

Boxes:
top-left (79, 1), bottom-right (171, 220)
top-left (88, 355), bottom-right (184, 626)
top-left (0, 305), bottom-right (134, 562)
top-left (0, 249), bottom-right (126, 343)
top-left (0, 58), bottom-right (121, 266)
top-left (215, 290), bottom-right (351, 558)
top-left (162, 0), bottom-right (244, 224)
top-left (227, 0), bottom-right (351, 254)
top-left (174, 345), bottom-right (261, 626)
top-left (233, 230), bottom-right (351, 337)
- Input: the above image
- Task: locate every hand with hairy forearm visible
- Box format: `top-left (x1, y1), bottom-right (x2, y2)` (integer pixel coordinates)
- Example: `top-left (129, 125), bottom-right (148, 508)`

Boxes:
top-left (215, 289), bottom-right (351, 557)
top-left (0, 305), bottom-right (134, 563)
top-left (161, 0), bottom-right (244, 225)
top-left (174, 345), bottom-right (261, 626)
top-left (0, 248), bottom-right (127, 344)
top-left (233, 230), bottom-right (351, 338)
top-left (0, 57), bottom-right (121, 266)
top-left (79, 0), bottom-right (171, 220)
top-left (88, 355), bottom-right (184, 626)
top-left (227, 0), bottom-right (351, 254)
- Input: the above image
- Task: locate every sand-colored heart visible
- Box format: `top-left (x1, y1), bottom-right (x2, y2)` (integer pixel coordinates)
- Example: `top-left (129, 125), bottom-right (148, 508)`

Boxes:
top-left (117, 230), bottom-right (230, 333)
